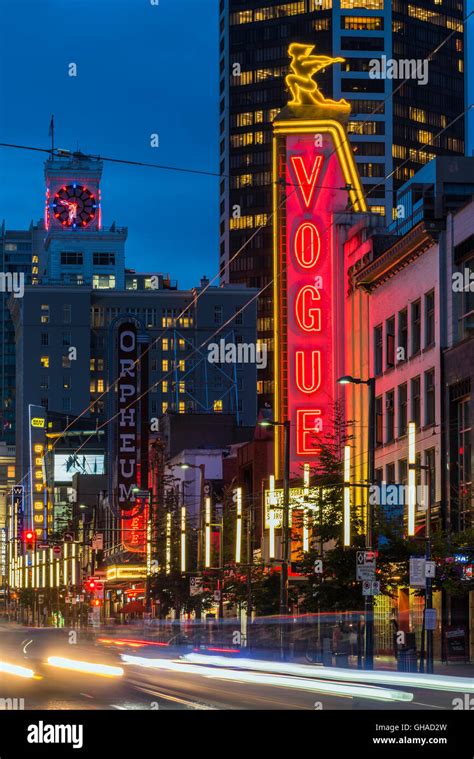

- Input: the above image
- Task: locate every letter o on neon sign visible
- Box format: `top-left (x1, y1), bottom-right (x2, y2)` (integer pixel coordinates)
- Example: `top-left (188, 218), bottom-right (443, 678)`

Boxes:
top-left (294, 222), bottom-right (320, 269)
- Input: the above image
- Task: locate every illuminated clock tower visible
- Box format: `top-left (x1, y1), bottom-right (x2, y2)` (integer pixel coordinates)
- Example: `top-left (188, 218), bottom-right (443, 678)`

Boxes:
top-left (42, 153), bottom-right (126, 288)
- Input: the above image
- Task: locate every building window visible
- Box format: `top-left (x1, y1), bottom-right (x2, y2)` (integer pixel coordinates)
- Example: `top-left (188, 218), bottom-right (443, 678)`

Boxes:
top-left (63, 375), bottom-right (71, 390)
top-left (398, 308), bottom-right (408, 362)
top-left (456, 398), bottom-right (471, 530)
top-left (63, 304), bottom-right (71, 324)
top-left (425, 369), bottom-right (436, 426)
top-left (40, 356), bottom-right (49, 368)
top-left (40, 375), bottom-right (49, 390)
top-left (375, 396), bottom-right (383, 445)
top-left (374, 325), bottom-right (383, 375)
top-left (398, 383), bottom-right (408, 437)
top-left (40, 305), bottom-right (49, 324)
top-left (41, 333), bottom-right (49, 347)
top-left (179, 401), bottom-right (185, 414)
top-left (425, 448), bottom-right (436, 509)
top-left (162, 360), bottom-right (169, 372)
top-left (411, 300), bottom-right (421, 355)
top-left (93, 274), bottom-right (116, 289)
top-left (398, 459), bottom-right (408, 486)
top-left (162, 402), bottom-right (169, 414)
top-left (411, 376), bottom-right (421, 428)
top-left (235, 307), bottom-right (243, 325)
top-left (214, 400), bottom-right (223, 413)
top-left (62, 397), bottom-right (71, 411)
top-left (386, 316), bottom-right (395, 368)
top-left (62, 332), bottom-right (71, 347)
top-left (93, 253), bottom-right (115, 266)
top-left (425, 290), bottom-right (435, 347)
top-left (386, 462), bottom-right (395, 484)
top-left (62, 355), bottom-right (71, 368)
top-left (214, 305), bottom-right (223, 325)
top-left (386, 390), bottom-right (395, 443)
top-left (40, 397), bottom-right (49, 410)
top-left (60, 252), bottom-right (83, 265)
top-left (97, 379), bottom-right (104, 393)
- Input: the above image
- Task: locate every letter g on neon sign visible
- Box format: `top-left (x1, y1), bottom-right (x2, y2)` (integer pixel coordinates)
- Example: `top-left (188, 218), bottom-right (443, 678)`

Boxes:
top-left (295, 285), bottom-right (321, 332)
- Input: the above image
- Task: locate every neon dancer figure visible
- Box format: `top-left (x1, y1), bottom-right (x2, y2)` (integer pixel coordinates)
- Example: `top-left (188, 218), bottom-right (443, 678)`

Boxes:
top-left (286, 43), bottom-right (349, 108)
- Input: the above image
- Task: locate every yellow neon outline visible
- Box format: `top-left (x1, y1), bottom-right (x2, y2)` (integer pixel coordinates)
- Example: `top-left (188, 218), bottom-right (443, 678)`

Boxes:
top-left (286, 44), bottom-right (349, 110)
top-left (273, 118), bottom-right (367, 479)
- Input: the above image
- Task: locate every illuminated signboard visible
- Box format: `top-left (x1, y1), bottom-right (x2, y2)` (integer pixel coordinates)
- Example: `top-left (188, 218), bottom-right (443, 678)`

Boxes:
top-left (114, 322), bottom-right (147, 554)
top-left (28, 404), bottom-right (49, 539)
top-left (54, 454), bottom-right (105, 483)
top-left (273, 45), bottom-right (367, 478)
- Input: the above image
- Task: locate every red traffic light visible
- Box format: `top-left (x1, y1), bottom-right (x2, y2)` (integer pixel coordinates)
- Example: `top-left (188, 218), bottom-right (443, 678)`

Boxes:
top-left (23, 530), bottom-right (36, 550)
top-left (85, 579), bottom-right (96, 593)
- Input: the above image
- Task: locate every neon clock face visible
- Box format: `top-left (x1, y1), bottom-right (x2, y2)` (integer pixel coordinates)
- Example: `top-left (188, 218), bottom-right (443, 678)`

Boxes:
top-left (52, 184), bottom-right (96, 228)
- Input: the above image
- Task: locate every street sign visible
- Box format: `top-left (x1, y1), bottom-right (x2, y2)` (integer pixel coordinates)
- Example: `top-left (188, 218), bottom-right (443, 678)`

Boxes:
top-left (53, 546), bottom-right (61, 556)
top-left (357, 550), bottom-right (376, 567)
top-left (92, 533), bottom-right (104, 551)
top-left (64, 533), bottom-right (74, 542)
top-left (409, 557), bottom-right (425, 587)
top-left (425, 561), bottom-right (436, 578)
top-left (313, 559), bottom-right (323, 574)
top-left (425, 608), bottom-right (437, 631)
top-left (357, 566), bottom-right (376, 581)
top-left (190, 576), bottom-right (203, 596)
top-left (38, 543), bottom-right (49, 550)
top-left (12, 486), bottom-right (24, 497)
top-left (362, 580), bottom-right (380, 596)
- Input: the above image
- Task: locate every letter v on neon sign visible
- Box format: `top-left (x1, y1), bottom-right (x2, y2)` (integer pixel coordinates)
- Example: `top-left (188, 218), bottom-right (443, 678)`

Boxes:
top-left (290, 154), bottom-right (323, 209)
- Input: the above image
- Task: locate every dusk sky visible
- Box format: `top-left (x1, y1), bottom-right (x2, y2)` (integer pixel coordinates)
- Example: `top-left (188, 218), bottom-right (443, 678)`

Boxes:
top-left (0, 0), bottom-right (472, 288)
top-left (0, 0), bottom-right (219, 289)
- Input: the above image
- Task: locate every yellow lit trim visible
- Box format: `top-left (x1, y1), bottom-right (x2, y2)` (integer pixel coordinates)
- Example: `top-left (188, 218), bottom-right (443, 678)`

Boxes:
top-left (286, 43), bottom-right (349, 111)
top-left (343, 445), bottom-right (351, 547)
top-left (408, 422), bottom-right (416, 536)
top-left (205, 497), bottom-right (211, 569)
top-left (235, 488), bottom-right (242, 564)
top-left (181, 507), bottom-right (186, 573)
top-left (166, 512), bottom-right (171, 575)
top-left (106, 565), bottom-right (147, 582)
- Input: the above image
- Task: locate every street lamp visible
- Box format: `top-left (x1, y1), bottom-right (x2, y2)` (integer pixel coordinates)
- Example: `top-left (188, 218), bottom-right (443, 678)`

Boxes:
top-left (338, 374), bottom-right (376, 670)
top-left (259, 418), bottom-right (290, 660)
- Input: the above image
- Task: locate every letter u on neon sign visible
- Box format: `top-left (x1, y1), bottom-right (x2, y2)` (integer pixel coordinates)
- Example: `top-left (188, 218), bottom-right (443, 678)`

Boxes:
top-left (296, 350), bottom-right (321, 394)
top-left (294, 222), bottom-right (320, 269)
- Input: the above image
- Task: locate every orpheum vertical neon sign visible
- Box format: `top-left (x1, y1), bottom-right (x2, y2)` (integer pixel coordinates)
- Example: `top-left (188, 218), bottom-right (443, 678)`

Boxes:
top-left (116, 322), bottom-right (146, 553)
top-left (273, 118), bottom-right (366, 478)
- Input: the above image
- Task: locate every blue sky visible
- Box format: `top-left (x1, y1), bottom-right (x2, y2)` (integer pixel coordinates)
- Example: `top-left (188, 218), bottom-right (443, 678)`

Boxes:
top-left (0, 1), bottom-right (472, 289)
top-left (0, 0), bottom-right (219, 289)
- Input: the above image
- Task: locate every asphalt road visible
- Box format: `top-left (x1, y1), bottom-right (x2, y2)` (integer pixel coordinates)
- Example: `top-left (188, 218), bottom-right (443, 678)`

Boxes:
top-left (0, 626), bottom-right (471, 711)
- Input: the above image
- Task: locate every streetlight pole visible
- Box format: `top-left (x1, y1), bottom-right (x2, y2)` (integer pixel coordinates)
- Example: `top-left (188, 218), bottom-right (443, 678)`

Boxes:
top-left (338, 375), bottom-right (376, 670)
top-left (259, 418), bottom-right (291, 661)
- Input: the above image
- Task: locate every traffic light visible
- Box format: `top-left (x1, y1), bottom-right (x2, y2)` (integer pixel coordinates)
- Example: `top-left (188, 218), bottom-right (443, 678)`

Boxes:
top-left (23, 530), bottom-right (35, 551)
top-left (84, 579), bottom-right (96, 593)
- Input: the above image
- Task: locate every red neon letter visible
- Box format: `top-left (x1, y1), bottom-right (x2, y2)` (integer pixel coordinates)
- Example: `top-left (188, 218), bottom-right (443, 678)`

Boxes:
top-left (290, 154), bottom-right (323, 209)
top-left (296, 410), bottom-right (322, 455)
top-left (294, 222), bottom-right (320, 269)
top-left (295, 351), bottom-right (322, 394)
top-left (295, 285), bottom-right (321, 332)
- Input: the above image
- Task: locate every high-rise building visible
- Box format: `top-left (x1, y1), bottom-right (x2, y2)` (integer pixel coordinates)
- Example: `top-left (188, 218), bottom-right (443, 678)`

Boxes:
top-left (0, 222), bottom-right (44, 443)
top-left (219, 0), bottom-right (465, 406)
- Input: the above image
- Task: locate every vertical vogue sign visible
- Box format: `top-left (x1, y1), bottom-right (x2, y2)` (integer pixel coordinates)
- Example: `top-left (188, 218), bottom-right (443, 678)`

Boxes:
top-left (287, 138), bottom-right (332, 467)
top-left (274, 123), bottom-right (365, 476)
